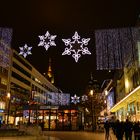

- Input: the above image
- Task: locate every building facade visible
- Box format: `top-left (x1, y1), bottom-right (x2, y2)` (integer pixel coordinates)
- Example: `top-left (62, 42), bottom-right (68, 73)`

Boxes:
top-left (100, 79), bottom-right (115, 122)
top-left (110, 35), bottom-right (140, 122)
top-left (2, 49), bottom-right (79, 131)
top-left (0, 28), bottom-right (12, 123)
top-left (8, 50), bottom-right (59, 125)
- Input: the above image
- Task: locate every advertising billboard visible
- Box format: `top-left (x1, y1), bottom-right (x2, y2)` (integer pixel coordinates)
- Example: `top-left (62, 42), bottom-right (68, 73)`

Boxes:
top-left (107, 89), bottom-right (115, 111)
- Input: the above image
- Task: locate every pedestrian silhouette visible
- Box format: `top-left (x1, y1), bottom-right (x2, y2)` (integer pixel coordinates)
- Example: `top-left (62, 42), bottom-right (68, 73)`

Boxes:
top-left (114, 120), bottom-right (124, 140)
top-left (0, 120), bottom-right (1, 128)
top-left (104, 120), bottom-right (110, 140)
top-left (124, 119), bottom-right (133, 140)
top-left (133, 121), bottom-right (140, 140)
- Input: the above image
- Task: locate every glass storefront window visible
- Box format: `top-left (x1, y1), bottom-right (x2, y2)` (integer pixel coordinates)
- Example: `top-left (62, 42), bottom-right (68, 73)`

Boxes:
top-left (137, 102), bottom-right (140, 111)
top-left (22, 108), bottom-right (80, 131)
top-left (0, 101), bottom-right (5, 109)
top-left (1, 78), bottom-right (7, 85)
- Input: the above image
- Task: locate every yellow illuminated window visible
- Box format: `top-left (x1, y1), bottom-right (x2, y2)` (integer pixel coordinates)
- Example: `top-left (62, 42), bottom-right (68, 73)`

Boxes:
top-left (0, 101), bottom-right (6, 109)
top-left (1, 78), bottom-right (7, 85)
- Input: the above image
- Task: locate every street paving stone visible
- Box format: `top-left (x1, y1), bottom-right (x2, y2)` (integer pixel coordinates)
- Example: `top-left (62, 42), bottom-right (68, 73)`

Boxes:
top-left (44, 131), bottom-right (115, 140)
top-left (0, 131), bottom-right (116, 140)
top-left (0, 136), bottom-right (60, 140)
top-left (0, 131), bottom-right (135, 140)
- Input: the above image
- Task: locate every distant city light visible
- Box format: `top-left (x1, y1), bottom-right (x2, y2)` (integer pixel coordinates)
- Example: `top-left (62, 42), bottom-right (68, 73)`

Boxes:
top-left (125, 78), bottom-right (130, 89)
top-left (71, 94), bottom-right (80, 104)
top-left (105, 90), bottom-right (108, 96)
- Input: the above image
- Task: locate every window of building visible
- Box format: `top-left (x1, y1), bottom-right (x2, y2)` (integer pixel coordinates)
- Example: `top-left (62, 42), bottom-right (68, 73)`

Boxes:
top-left (132, 71), bottom-right (140, 88)
top-left (12, 71), bottom-right (31, 86)
top-left (2, 68), bottom-right (8, 75)
top-left (13, 62), bottom-right (31, 78)
top-left (128, 102), bottom-right (135, 115)
top-left (0, 101), bottom-right (5, 110)
top-left (137, 102), bottom-right (140, 111)
top-left (11, 82), bottom-right (30, 95)
top-left (13, 52), bottom-right (32, 70)
top-left (1, 78), bottom-right (7, 85)
top-left (0, 66), bottom-right (8, 76)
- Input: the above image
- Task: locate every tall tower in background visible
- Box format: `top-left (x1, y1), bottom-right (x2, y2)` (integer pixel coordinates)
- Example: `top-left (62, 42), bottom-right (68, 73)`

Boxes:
top-left (47, 58), bottom-right (54, 84)
top-left (88, 72), bottom-right (100, 93)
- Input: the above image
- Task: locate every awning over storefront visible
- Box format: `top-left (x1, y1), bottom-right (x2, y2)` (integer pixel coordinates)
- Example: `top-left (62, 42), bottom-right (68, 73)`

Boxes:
top-left (110, 85), bottom-right (140, 112)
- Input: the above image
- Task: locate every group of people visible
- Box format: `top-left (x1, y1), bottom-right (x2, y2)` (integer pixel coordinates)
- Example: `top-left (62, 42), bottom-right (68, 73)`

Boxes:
top-left (104, 119), bottom-right (140, 140)
top-left (0, 120), bottom-right (7, 129)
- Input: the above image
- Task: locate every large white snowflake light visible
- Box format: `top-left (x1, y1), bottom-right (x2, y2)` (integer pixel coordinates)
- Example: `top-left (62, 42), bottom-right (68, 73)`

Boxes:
top-left (19, 44), bottom-right (32, 58)
top-left (71, 94), bottom-right (80, 104)
top-left (38, 31), bottom-right (57, 51)
top-left (62, 31), bottom-right (91, 62)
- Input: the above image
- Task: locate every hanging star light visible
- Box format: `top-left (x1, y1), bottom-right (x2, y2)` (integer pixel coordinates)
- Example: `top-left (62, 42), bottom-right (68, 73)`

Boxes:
top-left (71, 94), bottom-right (80, 104)
top-left (19, 44), bottom-right (32, 58)
top-left (62, 31), bottom-right (91, 62)
top-left (81, 95), bottom-right (88, 102)
top-left (38, 31), bottom-right (57, 51)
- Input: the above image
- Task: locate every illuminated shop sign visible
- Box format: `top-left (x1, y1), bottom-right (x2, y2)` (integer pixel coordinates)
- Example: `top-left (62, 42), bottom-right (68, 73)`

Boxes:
top-left (107, 89), bottom-right (115, 111)
top-left (40, 105), bottom-right (59, 110)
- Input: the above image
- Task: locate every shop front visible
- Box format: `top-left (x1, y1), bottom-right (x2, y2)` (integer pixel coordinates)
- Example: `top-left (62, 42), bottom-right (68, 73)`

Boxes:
top-left (23, 105), bottom-right (81, 131)
top-left (0, 101), bottom-right (6, 123)
top-left (110, 85), bottom-right (140, 122)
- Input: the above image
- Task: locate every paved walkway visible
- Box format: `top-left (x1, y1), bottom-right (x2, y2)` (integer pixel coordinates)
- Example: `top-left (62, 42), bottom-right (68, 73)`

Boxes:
top-left (43, 130), bottom-right (135, 140)
top-left (0, 131), bottom-right (136, 140)
top-left (0, 131), bottom-right (109, 140)
top-left (0, 131), bottom-right (115, 140)
top-left (44, 131), bottom-right (116, 140)
top-left (0, 136), bottom-right (60, 140)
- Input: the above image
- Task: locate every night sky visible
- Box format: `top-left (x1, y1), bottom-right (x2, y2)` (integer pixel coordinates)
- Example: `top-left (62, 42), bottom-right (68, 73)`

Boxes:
top-left (0, 0), bottom-right (139, 95)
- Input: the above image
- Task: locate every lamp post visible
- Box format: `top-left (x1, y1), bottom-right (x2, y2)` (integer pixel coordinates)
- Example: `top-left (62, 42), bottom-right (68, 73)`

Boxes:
top-left (90, 89), bottom-right (95, 131)
top-left (88, 77), bottom-right (99, 131)
top-left (7, 92), bottom-right (11, 124)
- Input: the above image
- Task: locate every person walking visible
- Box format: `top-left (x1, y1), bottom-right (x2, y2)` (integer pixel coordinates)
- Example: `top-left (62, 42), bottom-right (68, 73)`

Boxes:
top-left (0, 120), bottom-right (1, 128)
top-left (133, 121), bottom-right (140, 140)
top-left (124, 119), bottom-right (133, 140)
top-left (104, 120), bottom-right (110, 140)
top-left (115, 120), bottom-right (124, 140)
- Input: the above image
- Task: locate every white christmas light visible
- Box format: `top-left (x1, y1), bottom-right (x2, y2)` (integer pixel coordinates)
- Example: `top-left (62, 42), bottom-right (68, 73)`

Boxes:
top-left (71, 94), bottom-right (80, 104)
top-left (95, 27), bottom-right (140, 70)
top-left (81, 95), bottom-right (88, 102)
top-left (62, 31), bottom-right (91, 62)
top-left (19, 44), bottom-right (32, 58)
top-left (38, 31), bottom-right (57, 51)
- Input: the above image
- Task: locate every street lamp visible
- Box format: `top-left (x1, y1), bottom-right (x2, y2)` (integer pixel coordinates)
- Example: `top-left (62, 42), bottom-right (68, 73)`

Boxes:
top-left (89, 89), bottom-right (95, 131)
top-left (90, 90), bottom-right (94, 96)
top-left (7, 92), bottom-right (11, 124)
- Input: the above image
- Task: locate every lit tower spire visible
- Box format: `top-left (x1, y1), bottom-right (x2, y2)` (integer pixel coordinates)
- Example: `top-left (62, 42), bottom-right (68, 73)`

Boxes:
top-left (90, 72), bottom-right (93, 81)
top-left (47, 58), bottom-right (54, 84)
top-left (88, 72), bottom-right (94, 89)
top-left (88, 72), bottom-right (99, 92)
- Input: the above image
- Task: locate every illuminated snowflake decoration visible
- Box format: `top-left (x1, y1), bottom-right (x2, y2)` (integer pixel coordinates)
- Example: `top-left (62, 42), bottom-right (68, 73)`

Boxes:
top-left (62, 31), bottom-right (91, 62)
top-left (38, 31), bottom-right (57, 51)
top-left (71, 94), bottom-right (80, 104)
top-left (19, 44), bottom-right (32, 58)
top-left (81, 95), bottom-right (88, 102)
